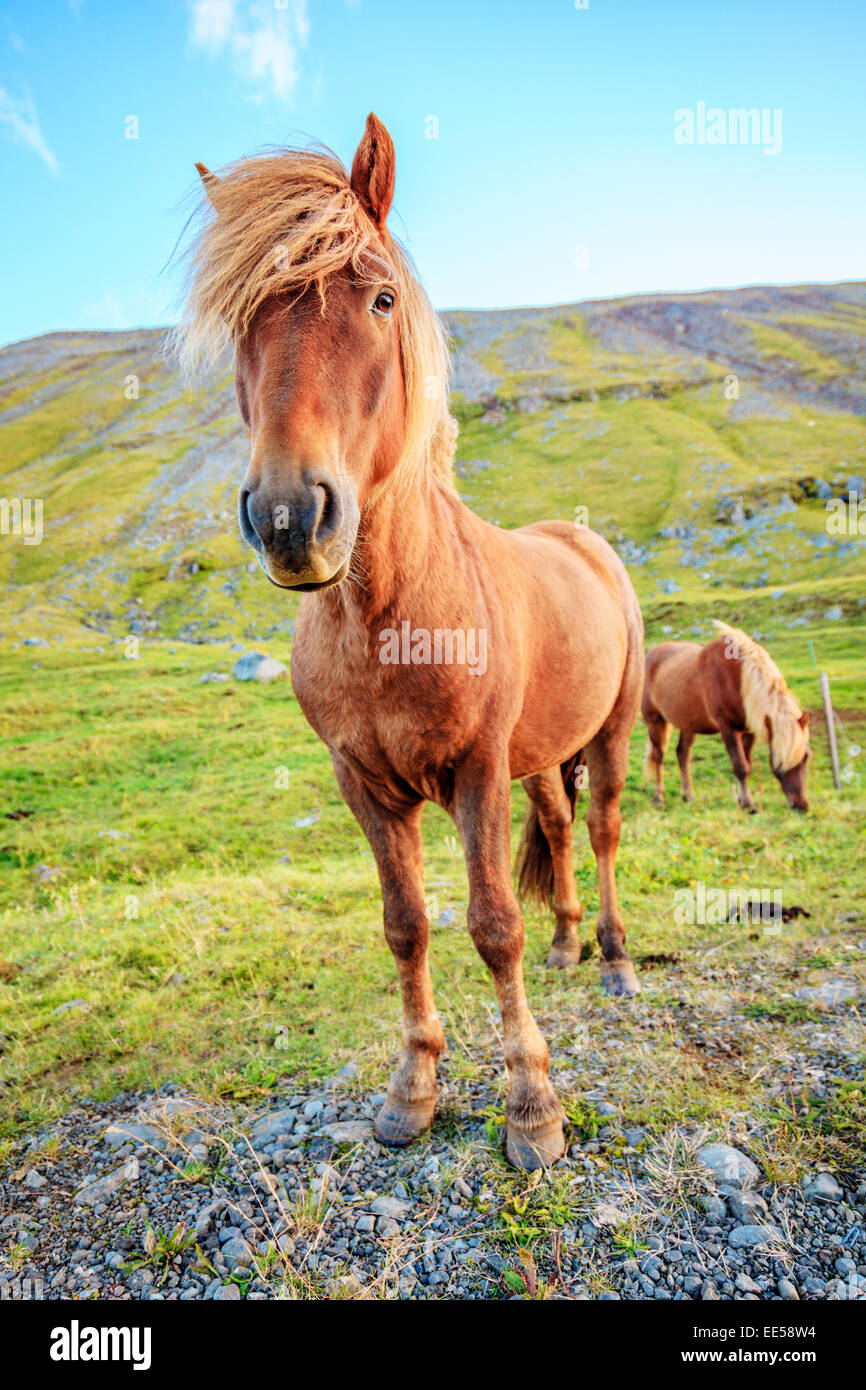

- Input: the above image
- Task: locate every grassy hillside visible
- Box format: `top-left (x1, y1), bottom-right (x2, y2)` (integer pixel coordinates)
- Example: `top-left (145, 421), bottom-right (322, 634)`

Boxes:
top-left (1, 282), bottom-right (864, 1152)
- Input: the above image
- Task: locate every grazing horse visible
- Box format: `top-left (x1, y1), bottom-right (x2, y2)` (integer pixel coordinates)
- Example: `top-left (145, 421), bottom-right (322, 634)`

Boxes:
top-left (642, 622), bottom-right (810, 812)
top-left (175, 114), bottom-right (644, 1170)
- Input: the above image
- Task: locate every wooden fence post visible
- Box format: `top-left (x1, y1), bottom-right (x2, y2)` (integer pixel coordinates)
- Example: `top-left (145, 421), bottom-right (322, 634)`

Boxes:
top-left (820, 672), bottom-right (842, 791)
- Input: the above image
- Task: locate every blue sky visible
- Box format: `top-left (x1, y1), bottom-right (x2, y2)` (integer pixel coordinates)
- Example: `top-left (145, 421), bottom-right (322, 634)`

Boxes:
top-left (1, 0), bottom-right (864, 345)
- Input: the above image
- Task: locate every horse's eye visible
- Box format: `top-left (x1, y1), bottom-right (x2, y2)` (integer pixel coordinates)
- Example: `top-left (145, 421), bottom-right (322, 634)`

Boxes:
top-left (372, 291), bottom-right (394, 317)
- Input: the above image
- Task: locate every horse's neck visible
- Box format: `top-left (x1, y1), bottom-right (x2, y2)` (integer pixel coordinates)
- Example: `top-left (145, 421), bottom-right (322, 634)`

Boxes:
top-left (332, 480), bottom-right (461, 623)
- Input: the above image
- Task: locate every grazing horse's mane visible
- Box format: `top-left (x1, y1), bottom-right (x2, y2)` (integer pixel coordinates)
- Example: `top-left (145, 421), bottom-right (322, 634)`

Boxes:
top-left (713, 622), bottom-right (809, 771)
top-left (169, 145), bottom-right (457, 495)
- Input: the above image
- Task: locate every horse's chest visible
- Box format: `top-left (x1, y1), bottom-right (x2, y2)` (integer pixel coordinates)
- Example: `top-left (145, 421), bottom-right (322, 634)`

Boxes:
top-left (292, 634), bottom-right (474, 804)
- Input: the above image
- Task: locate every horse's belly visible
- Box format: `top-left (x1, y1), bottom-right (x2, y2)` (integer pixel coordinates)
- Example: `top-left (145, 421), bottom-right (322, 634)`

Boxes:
top-left (508, 602), bottom-right (628, 776)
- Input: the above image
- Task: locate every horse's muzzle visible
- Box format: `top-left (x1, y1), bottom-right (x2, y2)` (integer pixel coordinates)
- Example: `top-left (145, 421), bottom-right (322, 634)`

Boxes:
top-left (238, 471), bottom-right (358, 589)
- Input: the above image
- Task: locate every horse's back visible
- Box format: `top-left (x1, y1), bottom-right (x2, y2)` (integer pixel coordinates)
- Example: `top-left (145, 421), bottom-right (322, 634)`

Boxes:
top-left (645, 641), bottom-right (716, 732)
top-left (514, 520), bottom-right (641, 625)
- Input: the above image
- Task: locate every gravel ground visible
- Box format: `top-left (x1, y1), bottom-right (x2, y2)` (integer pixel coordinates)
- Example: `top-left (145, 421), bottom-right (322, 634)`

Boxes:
top-left (2, 1017), bottom-right (864, 1301)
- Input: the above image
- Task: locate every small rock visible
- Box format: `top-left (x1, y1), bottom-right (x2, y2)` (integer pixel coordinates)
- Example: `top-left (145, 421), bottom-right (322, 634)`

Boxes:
top-left (248, 1109), bottom-right (296, 1145)
top-left (370, 1195), bottom-right (411, 1221)
top-left (724, 1188), bottom-right (768, 1222)
top-left (593, 1202), bottom-right (629, 1228)
top-left (696, 1143), bottom-right (760, 1190)
top-left (795, 980), bottom-right (857, 1007)
top-left (231, 651), bottom-right (287, 683)
top-left (735, 1272), bottom-right (762, 1294)
top-left (804, 1172), bottom-right (843, 1202)
top-left (104, 1121), bottom-right (166, 1151)
top-left (728, 1223), bottom-right (784, 1249)
top-left (22, 1170), bottom-right (47, 1189)
top-left (75, 1159), bottom-right (140, 1206)
top-left (221, 1235), bottom-right (254, 1265)
top-left (214, 1283), bottom-right (241, 1300)
top-left (778, 1278), bottom-right (799, 1301)
top-left (322, 1120), bottom-right (373, 1144)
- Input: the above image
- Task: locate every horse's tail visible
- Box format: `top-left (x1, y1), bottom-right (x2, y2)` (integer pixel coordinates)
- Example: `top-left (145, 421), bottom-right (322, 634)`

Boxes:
top-left (516, 753), bottom-right (582, 906)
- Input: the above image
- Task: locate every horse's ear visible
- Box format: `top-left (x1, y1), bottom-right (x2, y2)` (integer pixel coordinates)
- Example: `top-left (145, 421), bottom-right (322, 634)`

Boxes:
top-left (350, 113), bottom-right (395, 232)
top-left (799, 711), bottom-right (809, 729)
top-left (195, 162), bottom-right (218, 207)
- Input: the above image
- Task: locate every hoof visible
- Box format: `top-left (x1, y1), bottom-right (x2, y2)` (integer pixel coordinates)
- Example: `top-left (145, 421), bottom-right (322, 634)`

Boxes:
top-left (652, 794), bottom-right (664, 808)
top-left (374, 1094), bottom-right (436, 1147)
top-left (505, 1118), bottom-right (566, 1171)
top-left (547, 941), bottom-right (581, 969)
top-left (681, 792), bottom-right (695, 803)
top-left (600, 958), bottom-right (641, 998)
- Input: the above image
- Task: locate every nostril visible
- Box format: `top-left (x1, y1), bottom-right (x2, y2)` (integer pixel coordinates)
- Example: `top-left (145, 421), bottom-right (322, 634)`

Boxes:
top-left (238, 488), bottom-right (260, 548)
top-left (316, 481), bottom-right (338, 541)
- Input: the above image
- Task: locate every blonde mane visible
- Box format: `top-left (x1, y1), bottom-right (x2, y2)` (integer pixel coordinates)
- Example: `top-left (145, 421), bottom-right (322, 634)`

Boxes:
top-left (713, 622), bottom-right (809, 771)
top-left (168, 146), bottom-right (456, 495)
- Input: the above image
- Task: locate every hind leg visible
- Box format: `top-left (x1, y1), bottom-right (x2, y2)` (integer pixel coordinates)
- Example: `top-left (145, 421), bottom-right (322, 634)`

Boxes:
top-left (455, 752), bottom-right (565, 1170)
top-left (643, 709), bottom-right (670, 805)
top-left (676, 730), bottom-right (697, 802)
top-left (522, 765), bottom-right (583, 968)
top-left (587, 650), bottom-right (643, 998)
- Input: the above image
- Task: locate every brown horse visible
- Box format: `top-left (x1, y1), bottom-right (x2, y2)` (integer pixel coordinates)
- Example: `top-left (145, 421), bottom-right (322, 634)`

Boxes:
top-left (642, 622), bottom-right (811, 812)
top-left (175, 114), bottom-right (644, 1170)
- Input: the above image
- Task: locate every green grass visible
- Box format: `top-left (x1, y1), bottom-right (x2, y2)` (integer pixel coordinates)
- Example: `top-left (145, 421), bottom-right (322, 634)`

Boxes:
top-left (0, 630), bottom-right (863, 1143)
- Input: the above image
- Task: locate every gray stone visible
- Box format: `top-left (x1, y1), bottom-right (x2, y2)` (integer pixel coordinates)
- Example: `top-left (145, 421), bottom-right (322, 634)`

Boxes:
top-left (322, 1120), bottom-right (373, 1144)
top-left (328, 1063), bottom-right (360, 1088)
top-left (735, 1272), bottom-right (762, 1294)
top-left (804, 1172), bottom-right (843, 1202)
top-left (75, 1159), bottom-right (140, 1205)
top-left (778, 1278), bottom-right (799, 1301)
top-left (214, 1282), bottom-right (241, 1300)
top-left (701, 1281), bottom-right (720, 1300)
top-left (220, 1236), bottom-right (254, 1264)
top-left (22, 1170), bottom-right (47, 1189)
top-left (699, 1195), bottom-right (727, 1220)
top-left (728, 1223), bottom-right (784, 1249)
top-left (231, 651), bottom-right (287, 683)
top-left (724, 1188), bottom-right (768, 1222)
top-left (248, 1109), bottom-right (296, 1145)
top-left (795, 979), bottom-right (857, 1007)
top-left (370, 1195), bottom-right (411, 1221)
top-left (104, 1121), bottom-right (167, 1151)
top-left (696, 1143), bottom-right (760, 1190)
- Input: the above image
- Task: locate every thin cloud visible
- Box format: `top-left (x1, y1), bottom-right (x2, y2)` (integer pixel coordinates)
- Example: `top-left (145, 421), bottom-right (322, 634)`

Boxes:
top-left (0, 85), bottom-right (58, 172)
top-left (189, 0), bottom-right (309, 103)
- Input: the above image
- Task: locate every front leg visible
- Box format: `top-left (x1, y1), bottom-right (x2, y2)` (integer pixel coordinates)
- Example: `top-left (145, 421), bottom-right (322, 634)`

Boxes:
top-left (453, 753), bottom-right (565, 1170)
top-left (330, 753), bottom-right (445, 1146)
top-left (720, 725), bottom-right (756, 812)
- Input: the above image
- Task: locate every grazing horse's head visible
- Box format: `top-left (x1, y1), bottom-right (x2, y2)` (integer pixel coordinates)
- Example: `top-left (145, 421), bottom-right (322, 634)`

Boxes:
top-left (767, 712), bottom-right (811, 812)
top-left (174, 114), bottom-right (455, 591)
